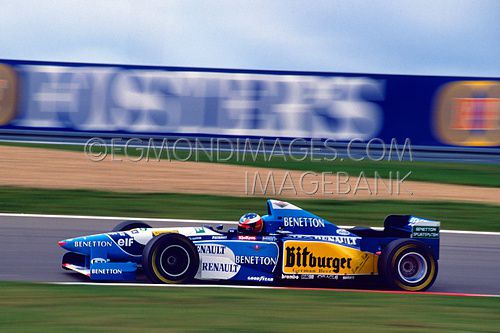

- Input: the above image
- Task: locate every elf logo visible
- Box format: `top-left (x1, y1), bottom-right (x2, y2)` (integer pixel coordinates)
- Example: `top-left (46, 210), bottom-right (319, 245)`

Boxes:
top-left (117, 237), bottom-right (134, 247)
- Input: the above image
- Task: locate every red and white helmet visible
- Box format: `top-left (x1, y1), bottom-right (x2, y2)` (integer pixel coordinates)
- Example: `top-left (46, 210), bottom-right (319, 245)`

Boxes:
top-left (238, 213), bottom-right (263, 234)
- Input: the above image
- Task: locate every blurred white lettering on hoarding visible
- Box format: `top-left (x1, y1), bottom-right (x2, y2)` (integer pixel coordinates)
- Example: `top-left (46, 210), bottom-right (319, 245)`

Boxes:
top-left (14, 66), bottom-right (385, 140)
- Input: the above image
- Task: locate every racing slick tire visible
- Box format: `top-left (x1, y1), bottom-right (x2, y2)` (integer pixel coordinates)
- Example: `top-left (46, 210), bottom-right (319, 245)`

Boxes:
top-left (142, 234), bottom-right (199, 284)
top-left (379, 239), bottom-right (438, 291)
top-left (112, 220), bottom-right (151, 232)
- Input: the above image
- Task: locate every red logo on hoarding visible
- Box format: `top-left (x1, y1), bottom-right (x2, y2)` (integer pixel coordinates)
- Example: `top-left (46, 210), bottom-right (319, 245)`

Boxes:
top-left (434, 81), bottom-right (500, 146)
top-left (452, 98), bottom-right (498, 131)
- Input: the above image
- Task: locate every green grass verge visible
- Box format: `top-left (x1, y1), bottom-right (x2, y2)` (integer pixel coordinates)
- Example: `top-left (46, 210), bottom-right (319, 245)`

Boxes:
top-left (2, 141), bottom-right (499, 187)
top-left (1, 187), bottom-right (499, 231)
top-left (0, 282), bottom-right (498, 332)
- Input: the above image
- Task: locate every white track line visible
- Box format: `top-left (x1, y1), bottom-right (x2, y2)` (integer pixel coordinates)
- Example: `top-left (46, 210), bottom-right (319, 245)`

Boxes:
top-left (53, 282), bottom-right (277, 290)
top-left (0, 212), bottom-right (499, 236)
top-left (50, 281), bottom-right (500, 298)
top-left (0, 212), bottom-right (236, 225)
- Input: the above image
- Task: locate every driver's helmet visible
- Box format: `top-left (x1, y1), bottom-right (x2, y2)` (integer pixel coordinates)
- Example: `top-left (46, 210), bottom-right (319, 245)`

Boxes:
top-left (238, 213), bottom-right (264, 234)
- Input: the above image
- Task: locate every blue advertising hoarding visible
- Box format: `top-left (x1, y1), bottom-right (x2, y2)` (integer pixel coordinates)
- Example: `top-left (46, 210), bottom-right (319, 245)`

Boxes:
top-left (0, 59), bottom-right (498, 149)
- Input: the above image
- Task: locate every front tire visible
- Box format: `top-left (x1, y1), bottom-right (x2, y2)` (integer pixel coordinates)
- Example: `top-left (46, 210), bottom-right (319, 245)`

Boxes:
top-left (112, 220), bottom-right (151, 232)
top-left (142, 234), bottom-right (199, 284)
top-left (379, 239), bottom-right (438, 291)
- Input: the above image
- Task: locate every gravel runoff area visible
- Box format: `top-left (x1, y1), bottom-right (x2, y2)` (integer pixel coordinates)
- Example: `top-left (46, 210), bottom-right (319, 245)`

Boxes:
top-left (0, 145), bottom-right (499, 204)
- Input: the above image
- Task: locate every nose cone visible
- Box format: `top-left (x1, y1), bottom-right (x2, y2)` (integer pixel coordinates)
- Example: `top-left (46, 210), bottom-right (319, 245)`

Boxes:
top-left (58, 239), bottom-right (68, 249)
top-left (58, 233), bottom-right (109, 255)
top-left (57, 236), bottom-right (89, 254)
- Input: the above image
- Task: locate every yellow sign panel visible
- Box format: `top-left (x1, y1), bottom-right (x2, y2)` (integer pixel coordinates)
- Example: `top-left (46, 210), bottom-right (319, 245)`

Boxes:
top-left (152, 229), bottom-right (179, 236)
top-left (282, 240), bottom-right (377, 275)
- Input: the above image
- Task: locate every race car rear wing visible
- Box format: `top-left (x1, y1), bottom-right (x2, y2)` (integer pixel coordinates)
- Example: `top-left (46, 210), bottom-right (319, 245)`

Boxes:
top-left (384, 215), bottom-right (440, 239)
top-left (384, 215), bottom-right (440, 259)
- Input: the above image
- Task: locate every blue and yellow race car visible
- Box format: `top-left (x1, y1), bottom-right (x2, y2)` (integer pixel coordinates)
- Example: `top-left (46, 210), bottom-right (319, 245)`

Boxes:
top-left (59, 199), bottom-right (440, 291)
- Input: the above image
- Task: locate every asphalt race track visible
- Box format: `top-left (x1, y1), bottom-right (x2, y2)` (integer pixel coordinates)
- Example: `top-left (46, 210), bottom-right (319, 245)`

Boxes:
top-left (1, 214), bottom-right (499, 295)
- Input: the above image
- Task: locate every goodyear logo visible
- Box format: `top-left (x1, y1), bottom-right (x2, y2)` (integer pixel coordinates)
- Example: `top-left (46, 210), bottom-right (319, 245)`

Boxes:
top-left (282, 240), bottom-right (376, 275)
top-left (434, 81), bottom-right (500, 146)
top-left (0, 64), bottom-right (18, 126)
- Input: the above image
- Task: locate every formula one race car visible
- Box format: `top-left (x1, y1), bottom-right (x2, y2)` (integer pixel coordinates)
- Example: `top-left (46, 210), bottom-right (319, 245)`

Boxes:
top-left (59, 200), bottom-right (440, 291)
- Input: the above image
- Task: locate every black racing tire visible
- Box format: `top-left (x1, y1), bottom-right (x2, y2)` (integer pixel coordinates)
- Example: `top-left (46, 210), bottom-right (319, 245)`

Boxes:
top-left (142, 233), bottom-right (199, 284)
top-left (379, 239), bottom-right (438, 291)
top-left (112, 220), bottom-right (151, 232)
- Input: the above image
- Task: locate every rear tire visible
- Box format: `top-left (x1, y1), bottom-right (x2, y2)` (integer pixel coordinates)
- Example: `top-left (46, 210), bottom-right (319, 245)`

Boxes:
top-left (142, 234), bottom-right (199, 284)
top-left (112, 220), bottom-right (151, 232)
top-left (379, 239), bottom-right (438, 291)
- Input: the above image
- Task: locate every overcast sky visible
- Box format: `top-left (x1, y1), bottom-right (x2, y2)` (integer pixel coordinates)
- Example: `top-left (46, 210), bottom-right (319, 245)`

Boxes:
top-left (1, 0), bottom-right (499, 77)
